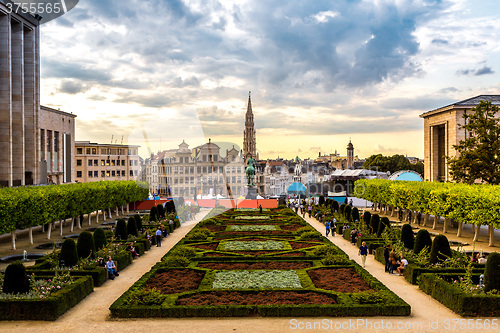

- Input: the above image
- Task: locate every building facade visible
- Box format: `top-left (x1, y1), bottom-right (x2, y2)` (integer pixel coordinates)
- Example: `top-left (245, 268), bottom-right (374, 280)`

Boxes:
top-left (39, 106), bottom-right (76, 184)
top-left (0, 1), bottom-right (40, 186)
top-left (74, 141), bottom-right (141, 183)
top-left (419, 95), bottom-right (500, 182)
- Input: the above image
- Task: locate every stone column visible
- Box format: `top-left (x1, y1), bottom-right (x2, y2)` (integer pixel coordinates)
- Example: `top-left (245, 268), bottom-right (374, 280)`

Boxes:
top-left (24, 24), bottom-right (37, 185)
top-left (11, 20), bottom-right (24, 186)
top-left (0, 14), bottom-right (12, 187)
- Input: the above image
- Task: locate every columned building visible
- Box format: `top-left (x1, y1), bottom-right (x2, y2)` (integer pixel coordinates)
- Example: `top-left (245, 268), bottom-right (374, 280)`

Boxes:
top-left (0, 2), bottom-right (41, 186)
top-left (419, 95), bottom-right (500, 182)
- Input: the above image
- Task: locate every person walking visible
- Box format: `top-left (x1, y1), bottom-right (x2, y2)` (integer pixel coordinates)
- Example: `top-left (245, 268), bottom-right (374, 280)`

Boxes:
top-left (359, 241), bottom-right (368, 267)
top-left (416, 212), bottom-right (422, 225)
top-left (155, 227), bottom-right (162, 247)
top-left (308, 205), bottom-right (312, 218)
top-left (330, 219), bottom-right (336, 237)
top-left (388, 248), bottom-right (397, 274)
top-left (325, 220), bottom-right (330, 237)
top-left (383, 245), bottom-right (391, 273)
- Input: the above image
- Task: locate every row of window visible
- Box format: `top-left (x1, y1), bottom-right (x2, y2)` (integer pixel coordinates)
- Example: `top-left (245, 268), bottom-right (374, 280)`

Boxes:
top-left (160, 166), bottom-right (243, 174)
top-left (76, 159), bottom-right (139, 167)
top-left (76, 148), bottom-right (138, 155)
top-left (76, 170), bottom-right (138, 178)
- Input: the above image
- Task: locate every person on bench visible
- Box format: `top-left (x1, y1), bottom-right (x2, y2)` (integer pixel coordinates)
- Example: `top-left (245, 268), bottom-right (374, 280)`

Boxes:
top-left (397, 256), bottom-right (408, 276)
top-left (106, 256), bottom-right (119, 280)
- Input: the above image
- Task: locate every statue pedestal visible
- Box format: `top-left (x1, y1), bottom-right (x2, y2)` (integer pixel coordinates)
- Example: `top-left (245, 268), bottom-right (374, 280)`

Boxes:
top-left (245, 186), bottom-right (258, 199)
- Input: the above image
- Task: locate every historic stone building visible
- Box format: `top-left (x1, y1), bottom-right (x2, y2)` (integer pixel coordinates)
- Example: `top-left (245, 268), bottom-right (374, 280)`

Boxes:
top-left (243, 91), bottom-right (257, 162)
top-left (0, 2), bottom-right (41, 186)
top-left (74, 141), bottom-right (141, 183)
top-left (419, 95), bottom-right (500, 182)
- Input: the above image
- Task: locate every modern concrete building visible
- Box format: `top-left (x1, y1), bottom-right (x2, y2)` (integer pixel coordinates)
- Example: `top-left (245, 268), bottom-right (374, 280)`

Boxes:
top-left (419, 95), bottom-right (500, 182)
top-left (74, 141), bottom-right (141, 183)
top-left (0, 1), bottom-right (41, 186)
top-left (39, 105), bottom-right (76, 184)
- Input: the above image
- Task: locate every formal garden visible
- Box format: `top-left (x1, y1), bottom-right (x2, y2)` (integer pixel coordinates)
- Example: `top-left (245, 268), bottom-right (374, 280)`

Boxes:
top-left (308, 181), bottom-right (500, 317)
top-left (110, 207), bottom-right (410, 318)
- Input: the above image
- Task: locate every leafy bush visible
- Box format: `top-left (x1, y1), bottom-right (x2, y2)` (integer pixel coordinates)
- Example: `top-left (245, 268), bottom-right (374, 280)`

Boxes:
top-left (127, 217), bottom-right (138, 236)
top-left (332, 200), bottom-right (339, 213)
top-left (350, 292), bottom-right (387, 304)
top-left (430, 234), bottom-right (452, 264)
top-left (339, 203), bottom-right (346, 215)
top-left (298, 230), bottom-right (322, 240)
top-left (162, 256), bottom-right (190, 268)
top-left (400, 224), bottom-right (414, 249)
top-left (115, 219), bottom-right (127, 240)
top-left (134, 214), bottom-right (142, 231)
top-left (363, 211), bottom-right (371, 229)
top-left (351, 207), bottom-right (359, 222)
top-left (319, 195), bottom-right (325, 206)
top-left (312, 245), bottom-right (343, 257)
top-left (157, 204), bottom-right (165, 219)
top-left (186, 228), bottom-right (211, 241)
top-left (320, 255), bottom-right (351, 266)
top-left (77, 231), bottom-right (95, 259)
top-left (2, 262), bottom-right (29, 294)
top-left (169, 246), bottom-right (197, 259)
top-left (378, 217), bottom-right (390, 237)
top-left (124, 288), bottom-right (167, 306)
top-left (370, 214), bottom-right (380, 235)
top-left (344, 205), bottom-right (352, 222)
top-left (93, 227), bottom-right (107, 250)
top-left (484, 252), bottom-right (500, 292)
top-left (414, 229), bottom-right (432, 254)
top-left (60, 238), bottom-right (78, 267)
top-left (149, 206), bottom-right (158, 222)
top-left (296, 226), bottom-right (314, 234)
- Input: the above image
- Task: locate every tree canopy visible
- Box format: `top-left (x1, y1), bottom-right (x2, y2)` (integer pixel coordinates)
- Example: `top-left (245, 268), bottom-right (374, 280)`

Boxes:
top-left (363, 154), bottom-right (424, 175)
top-left (447, 100), bottom-right (500, 185)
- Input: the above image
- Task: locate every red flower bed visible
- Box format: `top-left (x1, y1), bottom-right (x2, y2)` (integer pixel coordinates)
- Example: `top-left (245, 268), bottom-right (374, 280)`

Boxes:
top-left (215, 231), bottom-right (290, 237)
top-left (280, 224), bottom-right (304, 231)
top-left (146, 269), bottom-right (205, 294)
top-left (176, 291), bottom-right (336, 306)
top-left (189, 243), bottom-right (219, 250)
top-left (308, 268), bottom-right (373, 292)
top-left (204, 225), bottom-right (226, 232)
top-left (290, 241), bottom-right (321, 249)
top-left (277, 252), bottom-right (306, 257)
top-left (197, 261), bottom-right (313, 270)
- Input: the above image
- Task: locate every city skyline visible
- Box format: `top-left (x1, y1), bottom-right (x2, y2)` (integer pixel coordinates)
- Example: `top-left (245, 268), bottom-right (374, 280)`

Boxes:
top-left (38, 0), bottom-right (500, 160)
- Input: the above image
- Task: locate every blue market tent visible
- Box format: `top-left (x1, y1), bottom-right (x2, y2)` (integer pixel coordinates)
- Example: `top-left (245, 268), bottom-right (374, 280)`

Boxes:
top-left (389, 170), bottom-right (423, 182)
top-left (288, 182), bottom-right (306, 196)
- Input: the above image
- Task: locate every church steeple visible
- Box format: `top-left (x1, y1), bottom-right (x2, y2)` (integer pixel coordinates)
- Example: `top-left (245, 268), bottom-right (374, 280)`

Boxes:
top-left (243, 91), bottom-right (257, 162)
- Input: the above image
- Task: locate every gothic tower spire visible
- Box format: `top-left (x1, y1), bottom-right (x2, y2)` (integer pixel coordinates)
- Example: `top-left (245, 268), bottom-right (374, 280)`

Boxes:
top-left (243, 91), bottom-right (256, 162)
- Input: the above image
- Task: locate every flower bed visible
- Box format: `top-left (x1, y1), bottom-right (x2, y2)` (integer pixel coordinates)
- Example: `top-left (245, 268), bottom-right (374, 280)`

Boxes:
top-left (214, 230), bottom-right (291, 237)
top-left (290, 241), bottom-right (320, 249)
top-left (223, 240), bottom-right (285, 251)
top-left (308, 268), bottom-right (373, 292)
top-left (212, 270), bottom-right (302, 289)
top-left (188, 243), bottom-right (219, 250)
top-left (228, 225), bottom-right (277, 231)
top-left (235, 216), bottom-right (271, 220)
top-left (146, 269), bottom-right (205, 294)
top-left (197, 261), bottom-right (313, 270)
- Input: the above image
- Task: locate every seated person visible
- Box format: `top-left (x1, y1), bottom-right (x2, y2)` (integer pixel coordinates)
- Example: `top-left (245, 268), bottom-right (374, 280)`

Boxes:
top-left (397, 256), bottom-right (409, 276)
top-left (478, 255), bottom-right (487, 264)
top-left (126, 242), bottom-right (139, 259)
top-left (97, 257), bottom-right (105, 267)
top-left (106, 256), bottom-right (119, 280)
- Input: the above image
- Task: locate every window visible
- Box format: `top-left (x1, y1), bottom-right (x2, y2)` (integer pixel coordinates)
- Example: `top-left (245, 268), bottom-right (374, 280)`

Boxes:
top-left (130, 170), bottom-right (133, 176)
top-left (203, 155), bottom-right (207, 162)
top-left (88, 160), bottom-right (93, 167)
top-left (134, 170), bottom-right (137, 176)
top-left (106, 160), bottom-right (110, 166)
top-left (179, 157), bottom-right (183, 163)
top-left (88, 171), bottom-right (93, 177)
top-left (111, 160), bottom-right (115, 166)
top-left (197, 166), bottom-right (201, 173)
top-left (94, 171), bottom-right (98, 177)
top-left (174, 178), bottom-right (178, 184)
top-left (106, 171), bottom-right (110, 177)
top-left (129, 160), bottom-right (133, 166)
top-left (121, 170), bottom-right (125, 177)
top-left (203, 166), bottom-right (207, 173)
top-left (237, 176), bottom-right (241, 183)
top-left (121, 160), bottom-right (125, 166)
top-left (77, 148), bottom-right (83, 155)
top-left (237, 167), bottom-right (241, 173)
top-left (134, 160), bottom-right (138, 166)
top-left (76, 159), bottom-right (82, 166)
top-left (112, 170), bottom-right (116, 177)
top-left (232, 176), bottom-right (236, 183)
top-left (190, 167), bottom-right (194, 174)
top-left (219, 166), bottom-right (223, 173)
top-left (190, 177), bottom-right (194, 184)
top-left (213, 155), bottom-right (218, 162)
top-left (77, 171), bottom-right (82, 178)
top-left (92, 148), bottom-right (97, 154)
top-left (86, 148), bottom-right (91, 154)
top-left (94, 159), bottom-right (98, 166)
top-left (101, 160), bottom-right (105, 166)
top-left (101, 171), bottom-right (105, 177)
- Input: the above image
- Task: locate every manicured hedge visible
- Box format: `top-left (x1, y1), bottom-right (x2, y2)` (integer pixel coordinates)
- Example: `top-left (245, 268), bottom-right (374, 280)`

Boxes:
top-left (418, 273), bottom-right (500, 317)
top-left (0, 276), bottom-right (93, 321)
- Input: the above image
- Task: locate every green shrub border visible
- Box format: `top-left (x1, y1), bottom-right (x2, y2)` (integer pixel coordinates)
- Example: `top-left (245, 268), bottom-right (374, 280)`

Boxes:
top-left (418, 273), bottom-right (500, 317)
top-left (0, 276), bottom-right (93, 321)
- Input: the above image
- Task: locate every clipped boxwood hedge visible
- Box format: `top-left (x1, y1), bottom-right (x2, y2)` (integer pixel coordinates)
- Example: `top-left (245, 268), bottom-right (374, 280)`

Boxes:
top-left (0, 276), bottom-right (94, 321)
top-left (418, 273), bottom-right (500, 317)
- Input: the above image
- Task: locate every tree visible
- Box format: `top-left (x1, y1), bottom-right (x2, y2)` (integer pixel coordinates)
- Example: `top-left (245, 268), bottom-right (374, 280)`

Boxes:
top-left (77, 231), bottom-right (96, 259)
top-left (363, 154), bottom-right (423, 175)
top-left (447, 100), bottom-right (500, 184)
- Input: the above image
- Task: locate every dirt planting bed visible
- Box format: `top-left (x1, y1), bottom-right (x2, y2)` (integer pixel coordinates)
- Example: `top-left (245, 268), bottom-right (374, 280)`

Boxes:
top-left (308, 267), bottom-right (373, 292)
top-left (176, 290), bottom-right (337, 306)
top-left (146, 269), bottom-right (205, 294)
top-left (197, 261), bottom-right (313, 270)
top-left (280, 224), bottom-right (305, 231)
top-left (204, 225), bottom-right (226, 232)
top-left (188, 243), bottom-right (219, 250)
top-left (214, 231), bottom-right (291, 237)
top-left (290, 241), bottom-right (320, 249)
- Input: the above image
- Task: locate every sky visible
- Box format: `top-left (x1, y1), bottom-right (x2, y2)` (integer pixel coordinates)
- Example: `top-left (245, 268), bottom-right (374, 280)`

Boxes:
top-left (39, 0), bottom-right (500, 160)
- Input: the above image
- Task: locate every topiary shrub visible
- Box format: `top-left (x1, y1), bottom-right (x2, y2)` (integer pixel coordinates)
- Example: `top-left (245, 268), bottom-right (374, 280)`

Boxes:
top-left (377, 217), bottom-right (390, 237)
top-left (339, 203), bottom-right (346, 215)
top-left (351, 207), bottom-right (359, 222)
top-left (319, 195), bottom-right (325, 206)
top-left (2, 261), bottom-right (30, 294)
top-left (170, 246), bottom-right (197, 259)
top-left (186, 228), bottom-right (211, 241)
top-left (134, 214), bottom-right (142, 231)
top-left (77, 231), bottom-right (96, 259)
top-left (413, 229), bottom-right (432, 254)
top-left (150, 206), bottom-right (158, 222)
top-left (363, 211), bottom-right (371, 229)
top-left (157, 204), bottom-right (165, 219)
top-left (115, 219), bottom-right (127, 240)
top-left (400, 224), bottom-right (414, 249)
top-left (127, 217), bottom-right (138, 236)
top-left (484, 252), bottom-right (500, 292)
top-left (370, 214), bottom-right (380, 235)
top-left (162, 256), bottom-right (190, 268)
top-left (430, 234), bottom-right (452, 263)
top-left (60, 238), bottom-right (79, 267)
top-left (93, 227), bottom-right (107, 250)
top-left (344, 205), bottom-right (352, 222)
top-left (332, 200), bottom-right (339, 213)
